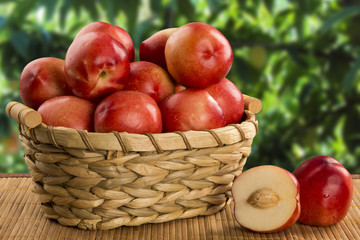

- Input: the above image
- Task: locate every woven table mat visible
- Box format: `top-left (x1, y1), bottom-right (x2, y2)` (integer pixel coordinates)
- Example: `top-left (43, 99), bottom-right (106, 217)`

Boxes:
top-left (0, 175), bottom-right (359, 240)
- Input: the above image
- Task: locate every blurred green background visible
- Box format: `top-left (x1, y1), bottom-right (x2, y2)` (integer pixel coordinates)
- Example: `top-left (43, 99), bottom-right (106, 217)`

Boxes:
top-left (0, 0), bottom-right (359, 173)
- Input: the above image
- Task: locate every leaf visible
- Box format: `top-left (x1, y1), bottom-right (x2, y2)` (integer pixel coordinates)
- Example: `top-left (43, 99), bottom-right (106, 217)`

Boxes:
top-left (299, 82), bottom-right (315, 108)
top-left (237, 0), bottom-right (260, 16)
top-left (294, 2), bottom-right (305, 40)
top-left (248, 45), bottom-right (267, 70)
top-left (343, 56), bottom-right (360, 92)
top-left (286, 46), bottom-right (308, 68)
top-left (100, 0), bottom-right (114, 23)
top-left (100, 0), bottom-right (122, 24)
top-left (60, 0), bottom-right (72, 28)
top-left (319, 5), bottom-right (360, 34)
top-left (39, 0), bottom-right (58, 21)
top-left (177, 0), bottom-right (195, 21)
top-left (133, 19), bottom-right (155, 53)
top-left (327, 55), bottom-right (350, 86)
top-left (150, 0), bottom-right (163, 15)
top-left (0, 112), bottom-right (10, 138)
top-left (71, 1), bottom-right (84, 18)
top-left (0, 17), bottom-right (6, 30)
top-left (83, 0), bottom-right (100, 20)
top-left (206, 0), bottom-right (225, 13)
top-left (205, 0), bottom-right (227, 23)
top-left (118, 0), bottom-right (140, 37)
top-left (8, 0), bottom-right (38, 23)
top-left (263, 0), bottom-right (274, 13)
top-left (10, 31), bottom-right (31, 59)
top-left (343, 106), bottom-right (360, 152)
top-left (231, 56), bottom-right (261, 88)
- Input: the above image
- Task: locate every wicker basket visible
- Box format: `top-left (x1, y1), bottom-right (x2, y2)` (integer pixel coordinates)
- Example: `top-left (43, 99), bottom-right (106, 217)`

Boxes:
top-left (6, 100), bottom-right (259, 230)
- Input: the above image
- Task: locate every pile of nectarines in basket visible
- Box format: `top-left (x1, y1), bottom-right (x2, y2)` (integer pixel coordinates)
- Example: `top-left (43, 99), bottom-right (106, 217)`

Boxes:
top-left (19, 21), bottom-right (243, 134)
top-left (18, 21), bottom-right (353, 233)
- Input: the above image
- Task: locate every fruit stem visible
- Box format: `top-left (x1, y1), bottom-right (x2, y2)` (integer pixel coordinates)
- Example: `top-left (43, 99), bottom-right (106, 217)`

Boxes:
top-left (99, 71), bottom-right (106, 77)
top-left (247, 188), bottom-right (280, 209)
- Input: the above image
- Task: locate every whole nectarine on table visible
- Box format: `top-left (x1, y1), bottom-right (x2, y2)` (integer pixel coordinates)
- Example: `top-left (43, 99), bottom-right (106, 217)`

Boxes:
top-left (293, 155), bottom-right (353, 226)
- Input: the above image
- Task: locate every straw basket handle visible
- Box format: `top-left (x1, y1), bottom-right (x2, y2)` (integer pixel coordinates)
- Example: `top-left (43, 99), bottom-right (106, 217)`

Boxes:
top-left (6, 101), bottom-right (42, 128)
top-left (243, 94), bottom-right (262, 114)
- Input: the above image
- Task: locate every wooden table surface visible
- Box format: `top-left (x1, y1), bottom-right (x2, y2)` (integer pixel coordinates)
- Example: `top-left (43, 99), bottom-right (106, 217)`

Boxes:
top-left (0, 173), bottom-right (359, 240)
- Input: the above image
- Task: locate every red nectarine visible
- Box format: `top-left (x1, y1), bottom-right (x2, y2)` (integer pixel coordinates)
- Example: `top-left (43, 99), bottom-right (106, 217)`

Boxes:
top-left (94, 91), bottom-right (162, 134)
top-left (19, 57), bottom-right (72, 109)
top-left (293, 156), bottom-right (353, 226)
top-left (139, 28), bottom-right (177, 71)
top-left (232, 165), bottom-right (300, 233)
top-left (206, 78), bottom-right (244, 124)
top-left (65, 32), bottom-right (130, 100)
top-left (124, 61), bottom-right (175, 103)
top-left (75, 21), bottom-right (135, 62)
top-left (165, 22), bottom-right (233, 89)
top-left (159, 89), bottom-right (226, 132)
top-left (37, 96), bottom-right (96, 131)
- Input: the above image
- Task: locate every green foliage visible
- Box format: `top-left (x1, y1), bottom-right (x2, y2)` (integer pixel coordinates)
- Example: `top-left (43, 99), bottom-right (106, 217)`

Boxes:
top-left (0, 0), bottom-right (359, 173)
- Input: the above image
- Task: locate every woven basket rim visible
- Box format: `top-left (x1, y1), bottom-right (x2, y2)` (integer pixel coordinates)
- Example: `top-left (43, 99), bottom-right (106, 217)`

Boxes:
top-left (17, 110), bottom-right (257, 153)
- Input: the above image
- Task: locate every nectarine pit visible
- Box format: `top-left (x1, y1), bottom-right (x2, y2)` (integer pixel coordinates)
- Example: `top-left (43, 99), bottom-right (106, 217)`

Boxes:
top-left (247, 188), bottom-right (280, 209)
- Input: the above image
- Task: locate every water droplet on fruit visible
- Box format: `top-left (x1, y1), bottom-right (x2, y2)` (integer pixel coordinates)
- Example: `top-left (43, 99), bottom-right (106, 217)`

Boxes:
top-left (323, 194), bottom-right (330, 198)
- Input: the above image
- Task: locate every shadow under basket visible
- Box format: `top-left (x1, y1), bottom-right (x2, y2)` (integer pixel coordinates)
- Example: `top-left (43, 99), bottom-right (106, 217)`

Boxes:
top-left (6, 101), bottom-right (259, 230)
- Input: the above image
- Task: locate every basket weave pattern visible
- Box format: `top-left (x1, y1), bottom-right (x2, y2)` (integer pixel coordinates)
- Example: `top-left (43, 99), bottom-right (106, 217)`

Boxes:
top-left (14, 106), bottom-right (258, 230)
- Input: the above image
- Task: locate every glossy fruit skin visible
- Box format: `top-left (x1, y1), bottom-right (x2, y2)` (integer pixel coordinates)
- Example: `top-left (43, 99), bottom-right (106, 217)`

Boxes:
top-left (139, 28), bottom-right (177, 71)
top-left (206, 78), bottom-right (244, 124)
top-left (65, 31), bottom-right (130, 100)
top-left (75, 21), bottom-right (135, 62)
top-left (37, 96), bottom-right (96, 131)
top-left (19, 57), bottom-right (72, 109)
top-left (293, 156), bottom-right (353, 226)
top-left (159, 89), bottom-right (226, 132)
top-left (165, 22), bottom-right (233, 89)
top-left (124, 61), bottom-right (175, 103)
top-left (94, 91), bottom-right (162, 134)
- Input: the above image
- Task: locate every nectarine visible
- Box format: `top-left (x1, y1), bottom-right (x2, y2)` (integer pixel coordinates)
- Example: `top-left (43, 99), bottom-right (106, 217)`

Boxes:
top-left (139, 28), bottom-right (177, 71)
top-left (19, 57), bottom-right (72, 109)
top-left (65, 32), bottom-right (130, 100)
top-left (206, 78), bottom-right (244, 124)
top-left (124, 61), bottom-right (175, 103)
top-left (37, 96), bottom-right (96, 131)
top-left (165, 22), bottom-right (233, 88)
top-left (293, 156), bottom-right (353, 226)
top-left (232, 165), bottom-right (300, 233)
top-left (75, 21), bottom-right (135, 62)
top-left (94, 91), bottom-right (162, 134)
top-left (159, 89), bottom-right (225, 132)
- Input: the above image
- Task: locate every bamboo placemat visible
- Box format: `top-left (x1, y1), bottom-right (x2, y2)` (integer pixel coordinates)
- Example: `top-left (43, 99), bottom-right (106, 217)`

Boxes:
top-left (0, 175), bottom-right (359, 240)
